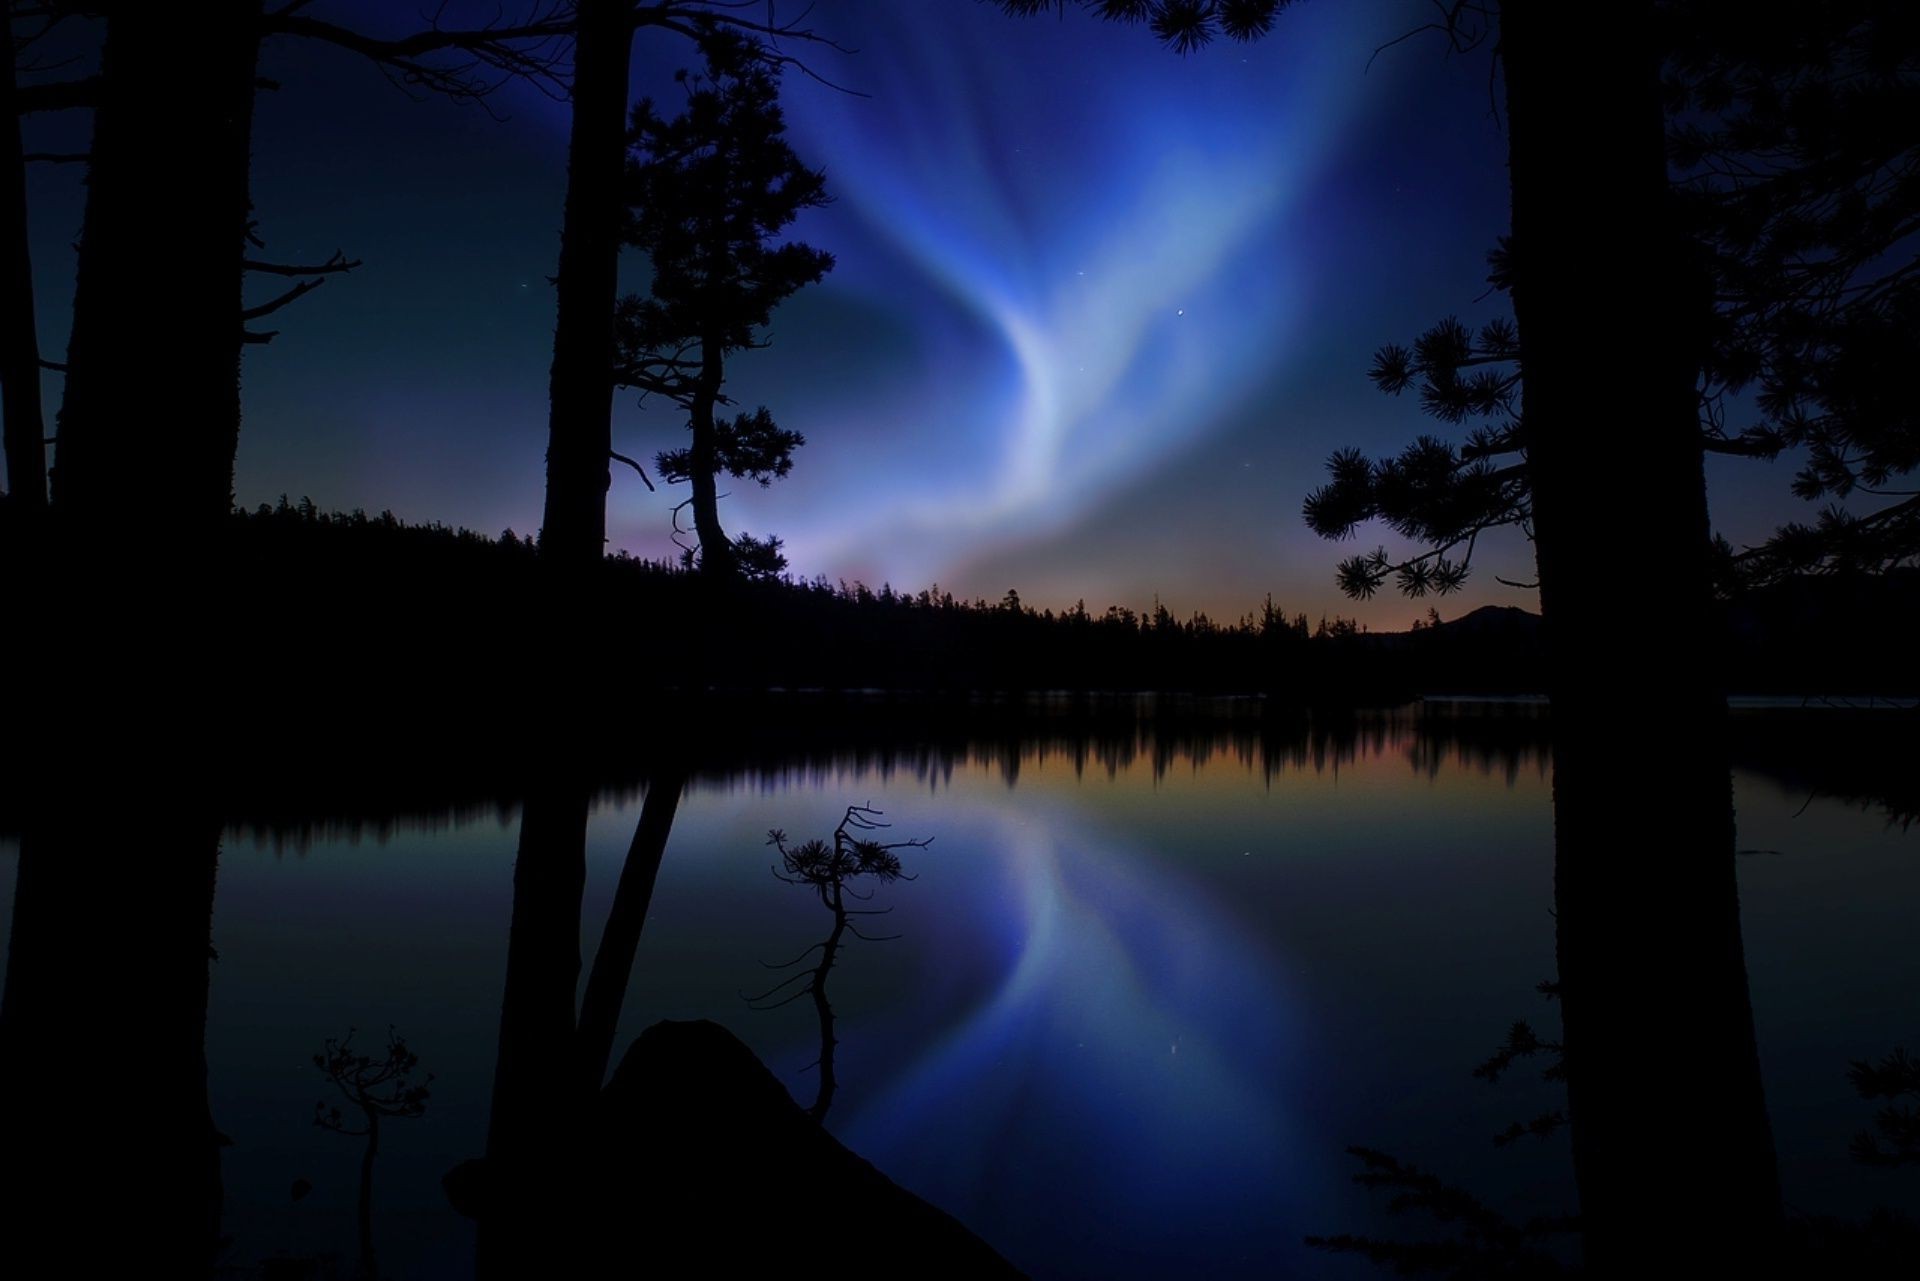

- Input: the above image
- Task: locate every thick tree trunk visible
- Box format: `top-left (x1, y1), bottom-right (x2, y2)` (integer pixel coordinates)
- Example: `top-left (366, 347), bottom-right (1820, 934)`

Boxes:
top-left (0, 796), bottom-right (224, 1274)
top-left (0, 17), bottom-right (47, 511)
top-left (576, 770), bottom-right (685, 1094)
top-left (52, 3), bottom-right (260, 540)
top-left (1500, 2), bottom-right (1780, 1267)
top-left (478, 781), bottom-right (591, 1278)
top-left (537, 0), bottom-right (633, 570)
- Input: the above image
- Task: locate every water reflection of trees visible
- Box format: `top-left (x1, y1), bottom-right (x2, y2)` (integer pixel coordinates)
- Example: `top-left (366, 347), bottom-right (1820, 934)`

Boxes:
top-left (79, 699), bottom-right (1564, 849)
top-left (466, 762), bottom-right (1018, 1277)
top-left (1730, 709), bottom-right (1920, 830)
top-left (1307, 707), bottom-right (1920, 1274)
top-left (38, 698), bottom-right (1898, 851)
top-left (0, 783), bottom-right (225, 1273)
top-left (4, 697), bottom-right (1908, 1275)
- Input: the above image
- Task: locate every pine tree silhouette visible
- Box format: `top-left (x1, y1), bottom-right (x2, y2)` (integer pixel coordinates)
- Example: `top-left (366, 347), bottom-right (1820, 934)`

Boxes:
top-left (613, 31), bottom-right (832, 578)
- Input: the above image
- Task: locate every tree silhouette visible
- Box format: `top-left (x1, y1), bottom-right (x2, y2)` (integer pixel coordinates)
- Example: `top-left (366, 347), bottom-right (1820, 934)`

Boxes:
top-left (48, 2), bottom-right (256, 538)
top-left (0, 789), bottom-right (225, 1274)
top-left (1305, 1146), bottom-right (1577, 1278)
top-left (0, 4), bottom-right (68, 513)
top-left (1302, 312), bottom-right (1532, 599)
top-left (1471, 981), bottom-right (1569, 1149)
top-left (613, 31), bottom-right (831, 578)
top-left (1672, 1), bottom-right (1920, 586)
top-left (1848, 1046), bottom-right (1920, 1169)
top-left (749, 805), bottom-right (923, 1121)
top-left (533, 1), bottom-right (839, 573)
top-left (996, 2), bottom-right (1787, 1268)
top-left (479, 777), bottom-right (591, 1278)
top-left (46, 3), bottom-right (567, 543)
top-left (1303, 3), bottom-right (1919, 596)
top-left (475, 768), bottom-right (688, 1276)
top-left (313, 1027), bottom-right (433, 1281)
top-left (997, 1), bottom-right (1289, 53)
top-left (1402, 6), bottom-right (1786, 1268)
top-left (575, 769), bottom-right (685, 1093)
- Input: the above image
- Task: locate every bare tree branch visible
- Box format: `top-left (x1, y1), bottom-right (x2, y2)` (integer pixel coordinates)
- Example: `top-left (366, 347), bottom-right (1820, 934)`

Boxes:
top-left (610, 449), bottom-right (656, 491)
top-left (244, 250), bottom-right (361, 277)
top-left (240, 276), bottom-right (330, 321)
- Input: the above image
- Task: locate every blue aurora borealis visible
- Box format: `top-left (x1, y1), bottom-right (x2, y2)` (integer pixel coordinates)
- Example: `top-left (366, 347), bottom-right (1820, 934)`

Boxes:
top-left (18, 1), bottom-right (1800, 621)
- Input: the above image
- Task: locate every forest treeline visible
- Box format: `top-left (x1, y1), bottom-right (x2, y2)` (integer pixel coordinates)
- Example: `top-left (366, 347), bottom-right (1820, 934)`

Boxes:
top-left (7, 495), bottom-right (1907, 703)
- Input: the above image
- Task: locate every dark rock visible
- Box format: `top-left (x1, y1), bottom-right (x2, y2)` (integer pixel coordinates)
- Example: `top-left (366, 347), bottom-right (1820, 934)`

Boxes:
top-left (585, 1019), bottom-right (1027, 1276)
top-left (447, 1020), bottom-right (1027, 1276)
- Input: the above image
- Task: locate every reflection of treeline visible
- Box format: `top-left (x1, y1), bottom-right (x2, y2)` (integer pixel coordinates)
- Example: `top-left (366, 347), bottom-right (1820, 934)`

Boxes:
top-left (3, 694), bottom-right (1550, 842)
top-left (1730, 707), bottom-right (1920, 830)
top-left (13, 693), bottom-right (1908, 844)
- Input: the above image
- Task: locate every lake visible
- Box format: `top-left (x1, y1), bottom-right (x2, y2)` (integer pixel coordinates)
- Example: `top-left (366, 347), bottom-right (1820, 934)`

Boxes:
top-left (2, 699), bottom-right (1913, 1278)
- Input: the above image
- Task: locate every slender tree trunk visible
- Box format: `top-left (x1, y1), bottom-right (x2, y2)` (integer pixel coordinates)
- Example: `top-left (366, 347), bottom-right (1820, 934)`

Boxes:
top-left (478, 781), bottom-right (590, 1278)
top-left (52, 3), bottom-right (260, 540)
top-left (1499, 2), bottom-right (1780, 1267)
top-left (0, 15), bottom-right (47, 511)
top-left (221, 3), bottom-right (264, 522)
top-left (537, 0), bottom-right (633, 569)
top-left (358, 1111), bottom-right (379, 1281)
top-left (687, 338), bottom-right (733, 575)
top-left (809, 882), bottom-right (846, 1122)
top-left (576, 770), bottom-right (685, 1093)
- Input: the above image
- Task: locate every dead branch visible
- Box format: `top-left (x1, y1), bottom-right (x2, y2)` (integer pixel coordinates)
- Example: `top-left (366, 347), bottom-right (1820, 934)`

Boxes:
top-left (241, 276), bottom-right (330, 321)
top-left (610, 449), bottom-right (656, 491)
top-left (244, 250), bottom-right (361, 277)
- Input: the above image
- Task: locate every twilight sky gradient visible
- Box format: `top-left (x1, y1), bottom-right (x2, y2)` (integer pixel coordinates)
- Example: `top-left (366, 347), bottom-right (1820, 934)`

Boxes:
top-left (20, 0), bottom-right (1797, 625)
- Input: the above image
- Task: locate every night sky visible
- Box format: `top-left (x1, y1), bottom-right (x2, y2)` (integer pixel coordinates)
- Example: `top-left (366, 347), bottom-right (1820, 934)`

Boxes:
top-left (20, 1), bottom-right (1795, 625)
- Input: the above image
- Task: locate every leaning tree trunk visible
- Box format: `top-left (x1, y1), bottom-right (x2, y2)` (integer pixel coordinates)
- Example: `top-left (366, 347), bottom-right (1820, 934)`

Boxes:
top-left (0, 15), bottom-right (47, 512)
top-left (1499, 2), bottom-right (1781, 1268)
top-left (575, 769), bottom-right (685, 1094)
top-left (537, 0), bottom-right (633, 570)
top-left (51, 3), bottom-right (261, 541)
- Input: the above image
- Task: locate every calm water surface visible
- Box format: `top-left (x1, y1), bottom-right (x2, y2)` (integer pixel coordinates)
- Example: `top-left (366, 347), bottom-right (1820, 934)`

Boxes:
top-left (2, 703), bottom-right (1913, 1278)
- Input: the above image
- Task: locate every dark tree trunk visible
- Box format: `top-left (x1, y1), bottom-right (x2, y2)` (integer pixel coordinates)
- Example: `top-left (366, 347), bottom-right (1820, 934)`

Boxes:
top-left (687, 338), bottom-right (733, 575)
top-left (576, 770), bottom-right (685, 1094)
top-left (0, 16), bottom-right (47, 511)
top-left (51, 3), bottom-right (261, 540)
top-left (809, 883), bottom-right (846, 1122)
top-left (1499, 2), bottom-right (1780, 1267)
top-left (358, 1111), bottom-right (379, 1281)
top-left (0, 796), bottom-right (224, 1274)
top-left (478, 780), bottom-right (590, 1278)
top-left (222, 4), bottom-right (264, 524)
top-left (537, 0), bottom-right (633, 570)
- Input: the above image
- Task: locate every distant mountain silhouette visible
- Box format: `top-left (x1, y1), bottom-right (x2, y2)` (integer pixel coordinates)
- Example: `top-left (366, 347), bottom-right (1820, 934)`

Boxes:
top-left (1368, 578), bottom-right (1917, 699)
top-left (1432, 603), bottom-right (1545, 639)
